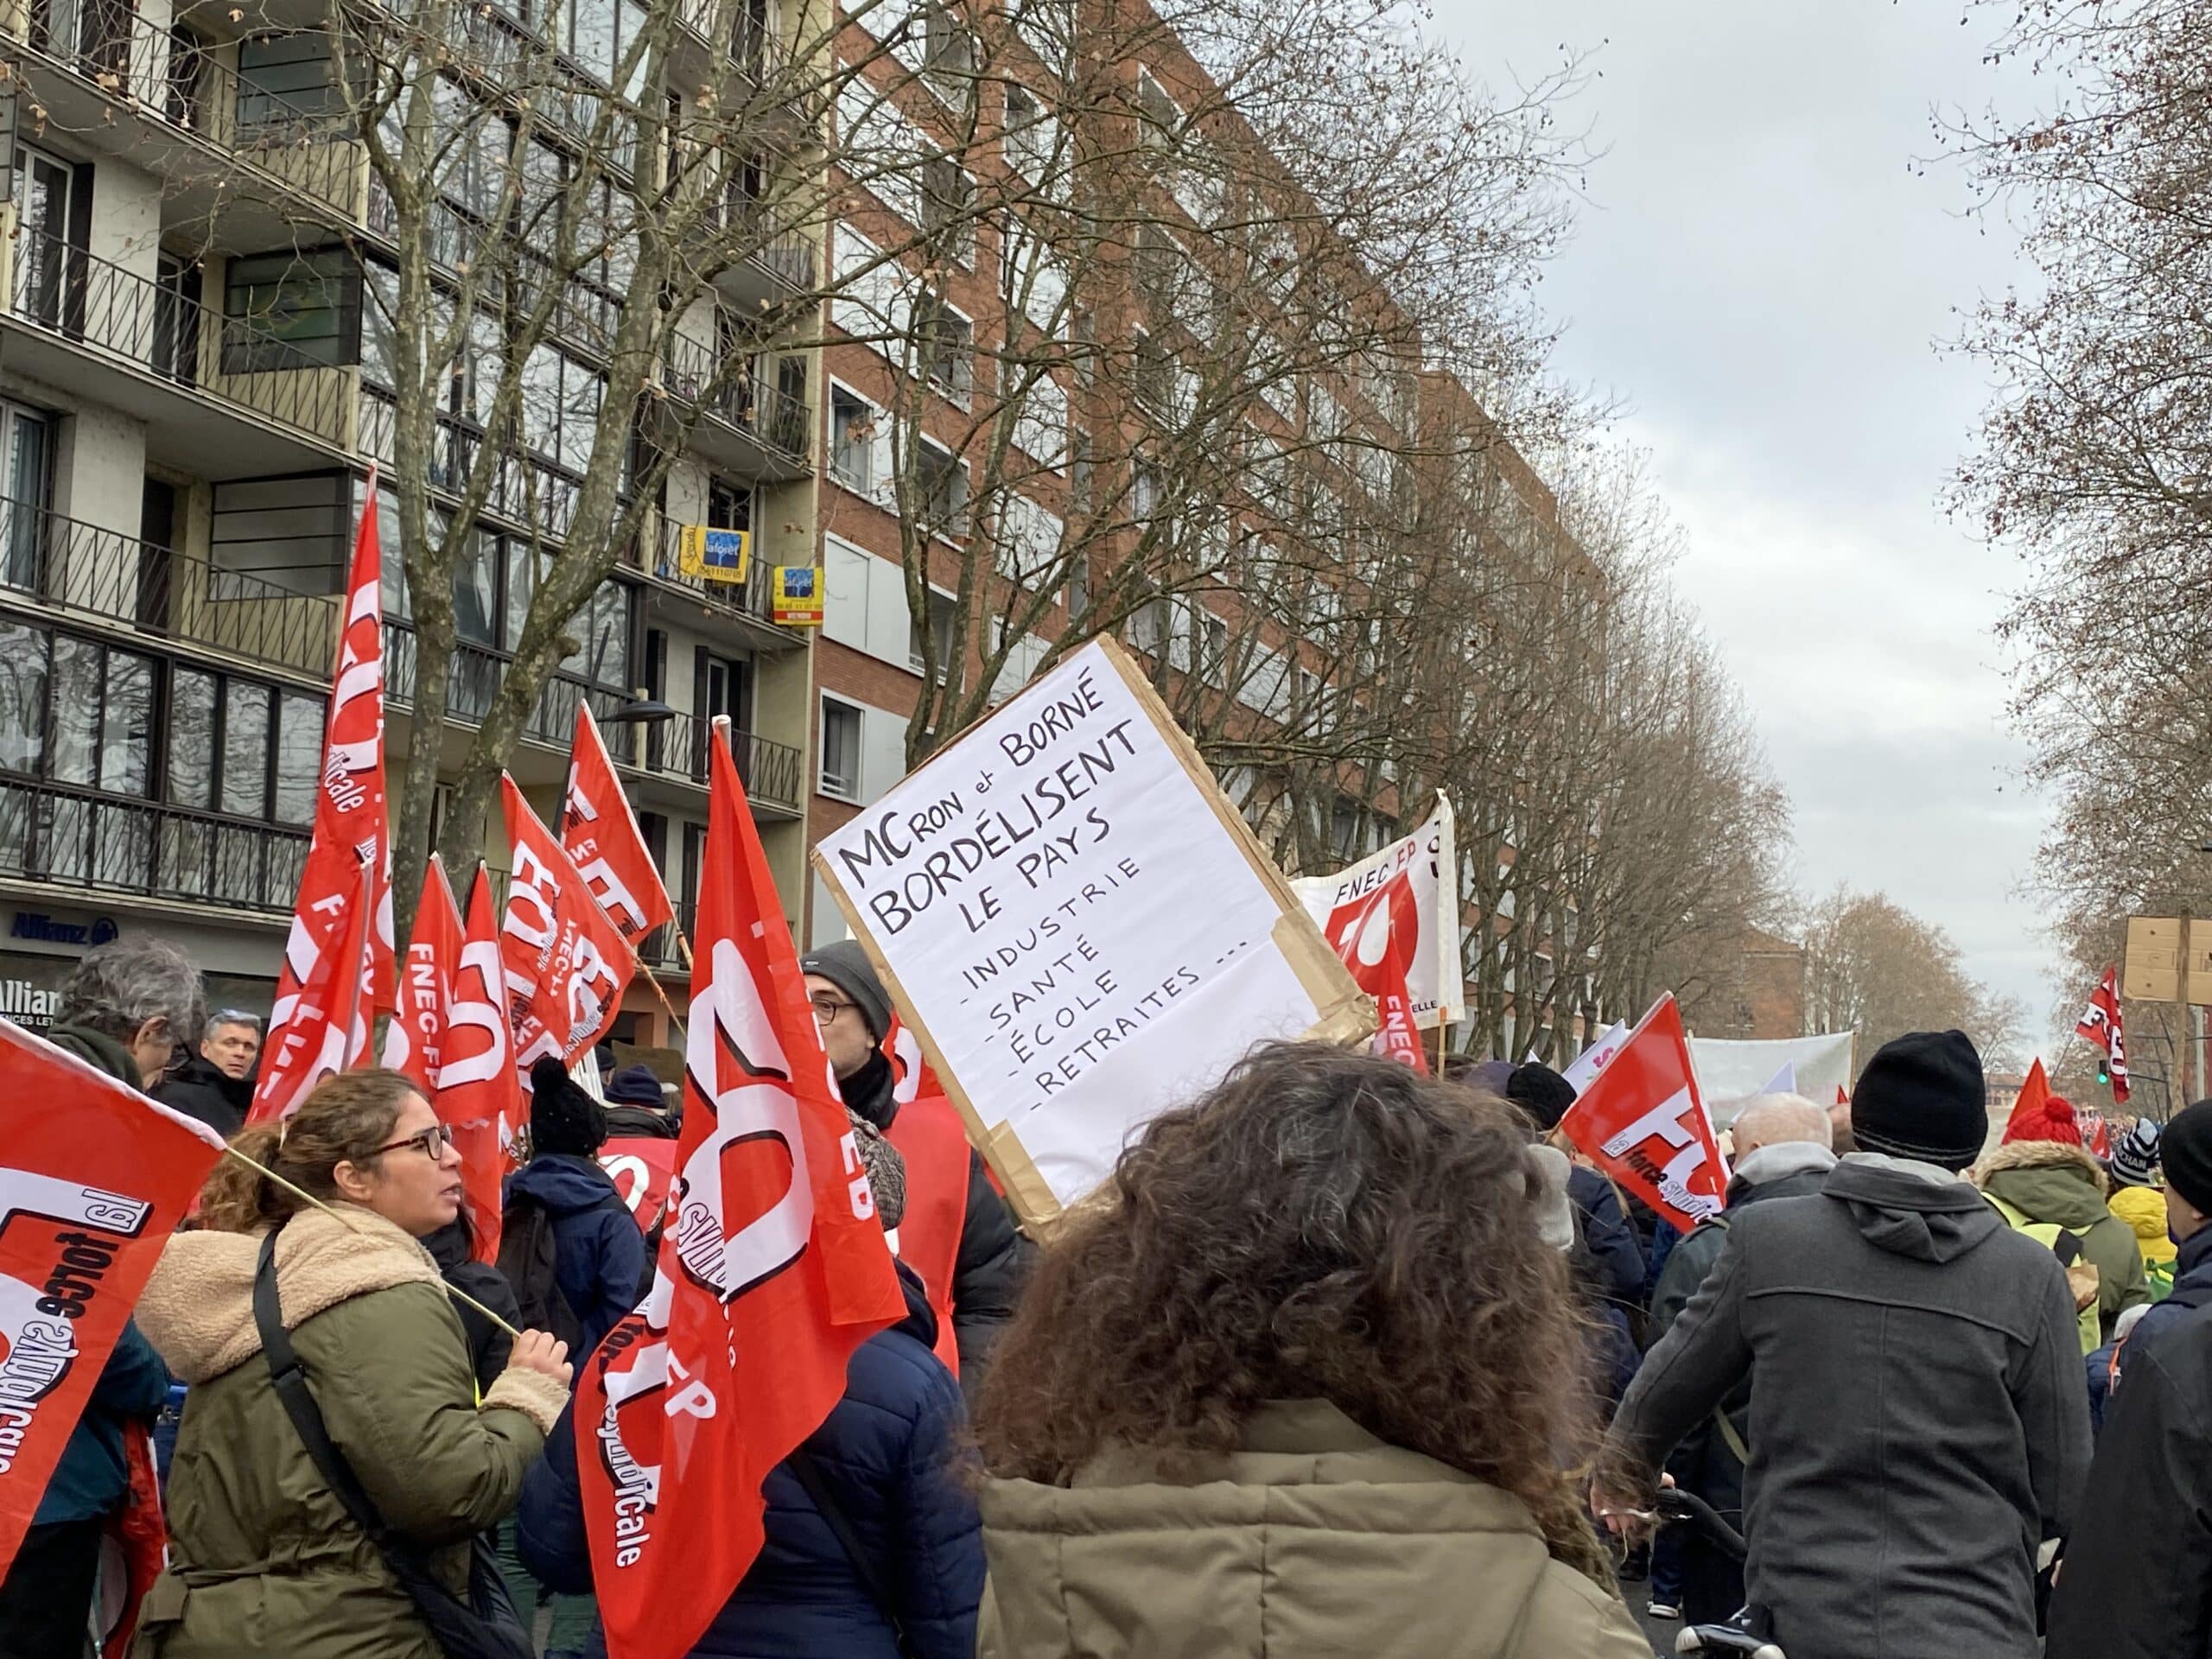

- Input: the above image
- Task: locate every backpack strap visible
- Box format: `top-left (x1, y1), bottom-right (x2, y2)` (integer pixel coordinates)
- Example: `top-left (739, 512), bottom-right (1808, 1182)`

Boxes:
top-left (785, 1448), bottom-right (917, 1659)
top-left (2051, 1230), bottom-right (2086, 1268)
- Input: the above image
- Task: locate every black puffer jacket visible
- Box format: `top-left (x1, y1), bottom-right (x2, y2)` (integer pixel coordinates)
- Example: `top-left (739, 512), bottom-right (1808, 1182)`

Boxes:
top-left (839, 1052), bottom-right (1032, 1393)
top-left (154, 1054), bottom-right (253, 1139)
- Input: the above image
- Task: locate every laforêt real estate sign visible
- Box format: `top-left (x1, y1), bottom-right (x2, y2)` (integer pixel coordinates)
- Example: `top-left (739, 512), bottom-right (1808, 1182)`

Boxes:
top-left (812, 637), bottom-right (1372, 1224)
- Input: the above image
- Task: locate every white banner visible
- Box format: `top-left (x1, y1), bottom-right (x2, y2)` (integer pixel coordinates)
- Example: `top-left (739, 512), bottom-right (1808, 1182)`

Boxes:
top-left (1292, 795), bottom-right (1464, 1029)
top-left (812, 639), bottom-right (1367, 1218)
top-left (1688, 1033), bottom-right (1855, 1125)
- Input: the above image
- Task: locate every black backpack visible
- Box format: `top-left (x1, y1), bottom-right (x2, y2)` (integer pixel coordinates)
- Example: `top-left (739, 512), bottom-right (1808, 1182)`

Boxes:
top-left (496, 1192), bottom-right (585, 1357)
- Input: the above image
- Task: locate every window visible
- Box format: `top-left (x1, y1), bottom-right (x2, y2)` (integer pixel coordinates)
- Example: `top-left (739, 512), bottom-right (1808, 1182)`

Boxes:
top-left (237, 31), bottom-right (340, 128)
top-left (220, 681), bottom-right (272, 817)
top-left (918, 292), bottom-right (972, 399)
top-left (1002, 82), bottom-right (1055, 183)
top-left (1011, 372), bottom-right (1067, 470)
top-left (1010, 0), bottom-right (1073, 71)
top-left (1135, 67), bottom-right (1180, 151)
top-left (0, 401), bottom-right (51, 594)
top-left (920, 155), bottom-right (974, 261)
top-left (273, 691), bottom-right (321, 824)
top-left (1199, 611), bottom-right (1227, 686)
top-left (1131, 459), bottom-right (1163, 522)
top-left (1133, 329), bottom-right (1173, 417)
top-left (562, 580), bottom-right (632, 688)
top-left (223, 250), bottom-right (359, 372)
top-left (922, 6), bottom-right (975, 105)
top-left (1128, 583), bottom-right (1167, 654)
top-left (915, 440), bottom-right (968, 536)
top-left (909, 589), bottom-right (957, 673)
top-left (830, 385), bottom-right (875, 490)
top-left (820, 697), bottom-right (862, 800)
top-left (1066, 553), bottom-right (1090, 616)
top-left (1134, 226), bottom-right (1178, 313)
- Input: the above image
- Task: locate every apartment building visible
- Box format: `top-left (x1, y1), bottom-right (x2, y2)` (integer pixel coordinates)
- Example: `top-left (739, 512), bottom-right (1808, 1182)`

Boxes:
top-left (0, 0), bottom-right (818, 1041)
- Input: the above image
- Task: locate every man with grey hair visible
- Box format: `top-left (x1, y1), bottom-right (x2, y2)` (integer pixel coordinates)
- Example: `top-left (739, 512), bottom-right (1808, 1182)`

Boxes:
top-left (1, 937), bottom-right (192, 1654)
top-left (50, 936), bottom-right (207, 1095)
top-left (153, 1007), bottom-right (260, 1138)
top-left (1639, 1092), bottom-right (1838, 1625)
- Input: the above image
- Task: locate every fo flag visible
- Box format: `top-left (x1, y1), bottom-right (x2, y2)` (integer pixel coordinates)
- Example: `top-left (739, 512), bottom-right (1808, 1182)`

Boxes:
top-left (1562, 1020), bottom-right (1630, 1096)
top-left (563, 705), bottom-right (677, 948)
top-left (0, 1020), bottom-right (223, 1580)
top-left (387, 857), bottom-right (520, 1262)
top-left (256, 474), bottom-right (393, 1124)
top-left (250, 857), bottom-right (376, 1122)
top-left (2076, 966), bottom-right (2131, 1106)
top-left (883, 1010), bottom-right (942, 1109)
top-left (502, 775), bottom-right (633, 1079)
top-left (576, 725), bottom-right (905, 1659)
top-left (1557, 995), bottom-right (1728, 1232)
top-left (599, 1139), bottom-right (678, 1234)
top-left (1320, 870), bottom-right (1427, 1073)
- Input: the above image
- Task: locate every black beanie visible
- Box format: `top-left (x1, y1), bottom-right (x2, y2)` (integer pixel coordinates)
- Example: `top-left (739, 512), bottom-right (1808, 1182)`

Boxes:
top-left (1850, 1030), bottom-right (1986, 1170)
top-left (798, 939), bottom-right (892, 1042)
top-left (530, 1057), bottom-right (608, 1157)
top-left (2160, 1098), bottom-right (2212, 1216)
top-left (1506, 1062), bottom-right (1578, 1132)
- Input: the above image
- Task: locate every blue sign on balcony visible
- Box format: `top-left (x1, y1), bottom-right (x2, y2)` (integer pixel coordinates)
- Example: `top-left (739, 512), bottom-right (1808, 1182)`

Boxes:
top-left (676, 525), bottom-right (751, 584)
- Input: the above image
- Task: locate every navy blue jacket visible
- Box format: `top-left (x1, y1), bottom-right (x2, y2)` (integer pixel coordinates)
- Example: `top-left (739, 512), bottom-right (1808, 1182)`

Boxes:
top-left (503, 1154), bottom-right (649, 1360)
top-left (1568, 1164), bottom-right (1646, 1308)
top-left (517, 1268), bottom-right (982, 1659)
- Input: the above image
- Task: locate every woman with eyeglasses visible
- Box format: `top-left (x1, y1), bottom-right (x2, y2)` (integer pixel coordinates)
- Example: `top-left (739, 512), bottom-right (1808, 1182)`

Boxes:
top-left (129, 1068), bottom-right (573, 1659)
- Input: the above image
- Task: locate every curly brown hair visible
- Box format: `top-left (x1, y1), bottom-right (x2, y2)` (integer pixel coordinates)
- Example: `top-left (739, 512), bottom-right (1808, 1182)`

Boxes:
top-left (196, 1069), bottom-right (424, 1234)
top-left (972, 1041), bottom-right (1610, 1581)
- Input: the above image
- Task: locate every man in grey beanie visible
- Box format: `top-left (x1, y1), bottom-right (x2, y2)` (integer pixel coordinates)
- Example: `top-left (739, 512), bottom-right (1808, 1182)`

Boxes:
top-left (1597, 1029), bottom-right (2091, 1659)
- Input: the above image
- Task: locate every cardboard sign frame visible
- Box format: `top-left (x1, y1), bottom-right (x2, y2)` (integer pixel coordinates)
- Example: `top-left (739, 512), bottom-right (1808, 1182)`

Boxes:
top-left (810, 636), bottom-right (1374, 1230)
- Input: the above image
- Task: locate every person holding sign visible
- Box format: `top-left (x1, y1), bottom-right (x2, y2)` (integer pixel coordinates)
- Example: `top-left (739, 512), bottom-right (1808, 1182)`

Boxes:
top-left (799, 940), bottom-right (1030, 1391)
top-left (971, 1043), bottom-right (1649, 1659)
top-left (1596, 1031), bottom-right (2092, 1659)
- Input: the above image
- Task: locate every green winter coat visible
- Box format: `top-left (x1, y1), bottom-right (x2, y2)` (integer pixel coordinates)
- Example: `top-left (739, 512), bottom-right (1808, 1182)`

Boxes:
top-left (128, 1204), bottom-right (570, 1659)
top-left (1978, 1139), bottom-right (2152, 1342)
top-left (976, 1400), bottom-right (1649, 1659)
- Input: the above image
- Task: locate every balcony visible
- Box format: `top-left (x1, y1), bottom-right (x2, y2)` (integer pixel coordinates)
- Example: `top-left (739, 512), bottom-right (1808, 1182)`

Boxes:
top-left (2, 227), bottom-right (353, 478)
top-left (0, 495), bottom-right (340, 683)
top-left (20, 0), bottom-right (364, 221)
top-left (695, 193), bottom-right (818, 315)
top-left (658, 334), bottom-right (812, 481)
top-left (639, 897), bottom-right (697, 970)
top-left (357, 387), bottom-right (585, 545)
top-left (0, 774), bottom-right (309, 918)
top-left (379, 619), bottom-right (804, 816)
top-left (636, 516), bottom-right (804, 652)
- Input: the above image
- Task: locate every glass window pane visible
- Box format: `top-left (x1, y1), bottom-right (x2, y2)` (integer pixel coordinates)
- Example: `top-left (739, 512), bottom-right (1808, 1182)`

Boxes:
top-left (454, 528), bottom-right (497, 644)
top-left (222, 681), bottom-right (270, 817)
top-left (275, 691), bottom-right (322, 824)
top-left (49, 635), bottom-right (99, 786)
top-left (504, 538), bottom-right (535, 652)
top-left (0, 620), bottom-right (47, 773)
top-left (168, 668), bottom-right (214, 808)
top-left (591, 582), bottom-right (628, 687)
top-left (101, 650), bottom-right (152, 793)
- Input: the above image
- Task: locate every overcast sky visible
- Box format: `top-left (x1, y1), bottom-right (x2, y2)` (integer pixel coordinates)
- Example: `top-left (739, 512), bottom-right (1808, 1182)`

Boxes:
top-left (1434, 1), bottom-right (2067, 1039)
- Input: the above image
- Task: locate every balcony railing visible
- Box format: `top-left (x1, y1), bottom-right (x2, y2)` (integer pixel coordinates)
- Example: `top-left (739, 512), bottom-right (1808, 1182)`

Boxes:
top-left (643, 515), bottom-right (782, 627)
top-left (677, 0), bottom-right (784, 79)
top-left (0, 495), bottom-right (340, 682)
top-left (0, 773), bottom-right (310, 916)
top-left (358, 386), bottom-right (585, 544)
top-left (24, 0), bottom-right (363, 214)
top-left (661, 334), bottom-right (811, 466)
top-left (6, 226), bottom-right (353, 451)
top-left (639, 897), bottom-right (697, 969)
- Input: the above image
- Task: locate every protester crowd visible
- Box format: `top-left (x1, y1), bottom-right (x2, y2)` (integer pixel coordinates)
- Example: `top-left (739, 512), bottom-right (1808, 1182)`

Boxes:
top-left (22, 932), bottom-right (2212, 1658)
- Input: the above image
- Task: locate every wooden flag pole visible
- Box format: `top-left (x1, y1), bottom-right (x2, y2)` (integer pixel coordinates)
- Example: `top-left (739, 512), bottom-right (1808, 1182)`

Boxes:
top-left (629, 938), bottom-right (690, 1048)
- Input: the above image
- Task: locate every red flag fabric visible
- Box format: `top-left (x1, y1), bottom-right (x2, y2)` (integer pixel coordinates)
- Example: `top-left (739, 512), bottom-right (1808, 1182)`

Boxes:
top-left (0, 1021), bottom-right (223, 1580)
top-left (563, 704), bottom-right (677, 948)
top-left (1316, 871), bottom-right (1428, 1073)
top-left (882, 1010), bottom-right (944, 1109)
top-left (502, 775), bottom-right (634, 1078)
top-left (388, 857), bottom-right (521, 1262)
top-left (1556, 995), bottom-right (1727, 1232)
top-left (2076, 966), bottom-right (2132, 1106)
top-left (256, 473), bottom-right (394, 1123)
top-left (2086, 1114), bottom-right (2111, 1160)
top-left (2002, 1058), bottom-right (2053, 1141)
top-left (599, 1137), bottom-right (679, 1234)
top-left (250, 857), bottom-right (376, 1122)
top-left (575, 724), bottom-right (906, 1659)
top-left (1836, 1084), bottom-right (1849, 1108)
top-left (98, 1421), bottom-right (166, 1653)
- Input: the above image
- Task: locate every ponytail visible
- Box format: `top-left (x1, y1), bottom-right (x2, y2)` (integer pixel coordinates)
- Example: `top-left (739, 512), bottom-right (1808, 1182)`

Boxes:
top-left (194, 1069), bottom-right (422, 1234)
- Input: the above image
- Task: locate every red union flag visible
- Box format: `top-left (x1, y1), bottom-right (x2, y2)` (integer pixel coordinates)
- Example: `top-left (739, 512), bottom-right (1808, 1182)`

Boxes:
top-left (599, 1138), bottom-right (678, 1233)
top-left (249, 857), bottom-right (376, 1122)
top-left (502, 775), bottom-right (633, 1079)
top-left (577, 724), bottom-right (905, 1659)
top-left (0, 1020), bottom-right (224, 1580)
top-left (563, 704), bottom-right (677, 948)
top-left (1321, 870), bottom-right (1428, 1073)
top-left (1557, 995), bottom-right (1727, 1232)
top-left (882, 1010), bottom-right (943, 1108)
top-left (386, 857), bottom-right (519, 1262)
top-left (2076, 965), bottom-right (2131, 1106)
top-left (256, 474), bottom-right (394, 1124)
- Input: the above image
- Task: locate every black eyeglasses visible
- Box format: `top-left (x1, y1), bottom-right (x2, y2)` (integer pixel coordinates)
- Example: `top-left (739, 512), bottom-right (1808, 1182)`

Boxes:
top-left (810, 995), bottom-right (859, 1026)
top-left (372, 1122), bottom-right (456, 1160)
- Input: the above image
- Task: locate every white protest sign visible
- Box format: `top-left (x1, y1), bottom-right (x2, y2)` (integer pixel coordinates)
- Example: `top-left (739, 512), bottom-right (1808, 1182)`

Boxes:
top-left (1562, 1020), bottom-right (1630, 1095)
top-left (812, 639), bottom-right (1370, 1222)
top-left (1291, 795), bottom-right (1464, 1029)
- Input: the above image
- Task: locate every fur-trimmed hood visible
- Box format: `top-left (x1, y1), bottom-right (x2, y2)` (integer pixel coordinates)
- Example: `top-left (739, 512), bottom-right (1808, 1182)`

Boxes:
top-left (137, 1203), bottom-right (442, 1385)
top-left (1977, 1137), bottom-right (2110, 1196)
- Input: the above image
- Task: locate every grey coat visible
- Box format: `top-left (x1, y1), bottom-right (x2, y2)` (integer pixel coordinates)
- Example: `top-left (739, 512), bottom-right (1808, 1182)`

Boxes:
top-left (1607, 1155), bottom-right (2093, 1659)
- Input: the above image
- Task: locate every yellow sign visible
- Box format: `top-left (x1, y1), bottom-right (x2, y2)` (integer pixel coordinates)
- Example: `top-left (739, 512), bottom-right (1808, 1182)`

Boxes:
top-left (676, 524), bottom-right (750, 584)
top-left (771, 565), bottom-right (824, 627)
